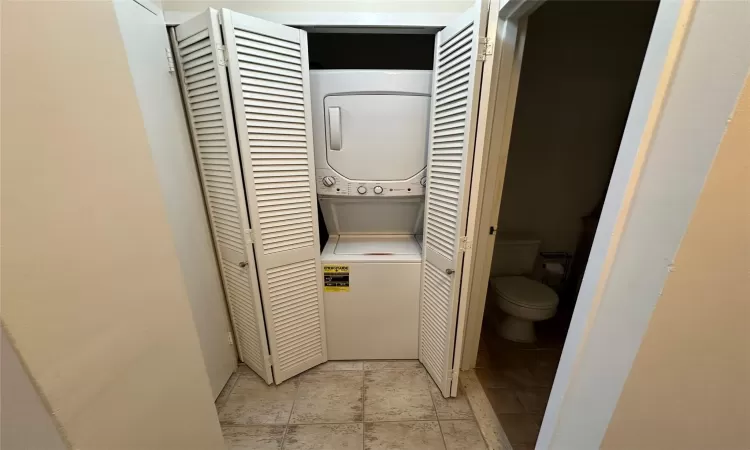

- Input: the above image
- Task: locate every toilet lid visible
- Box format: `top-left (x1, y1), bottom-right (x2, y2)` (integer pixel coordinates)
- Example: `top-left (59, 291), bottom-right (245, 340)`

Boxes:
top-left (490, 276), bottom-right (558, 309)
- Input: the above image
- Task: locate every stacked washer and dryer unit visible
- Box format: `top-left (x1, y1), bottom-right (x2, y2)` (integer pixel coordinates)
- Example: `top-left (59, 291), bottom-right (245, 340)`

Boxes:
top-left (310, 70), bottom-right (432, 360)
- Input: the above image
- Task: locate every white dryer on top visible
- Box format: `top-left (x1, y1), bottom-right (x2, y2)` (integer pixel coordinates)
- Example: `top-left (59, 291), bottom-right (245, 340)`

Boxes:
top-left (310, 70), bottom-right (432, 199)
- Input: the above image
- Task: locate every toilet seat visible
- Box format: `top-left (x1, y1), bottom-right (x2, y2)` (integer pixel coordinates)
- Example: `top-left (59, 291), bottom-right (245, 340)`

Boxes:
top-left (490, 276), bottom-right (558, 310)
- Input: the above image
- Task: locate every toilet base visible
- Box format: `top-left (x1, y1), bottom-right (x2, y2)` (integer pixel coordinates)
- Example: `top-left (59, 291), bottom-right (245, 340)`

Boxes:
top-left (499, 315), bottom-right (536, 343)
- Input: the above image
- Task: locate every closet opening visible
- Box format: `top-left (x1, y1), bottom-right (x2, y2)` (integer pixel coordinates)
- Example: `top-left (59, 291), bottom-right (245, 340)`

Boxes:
top-left (473, 1), bottom-right (659, 447)
top-left (306, 28), bottom-right (435, 363)
top-left (305, 31), bottom-right (437, 249)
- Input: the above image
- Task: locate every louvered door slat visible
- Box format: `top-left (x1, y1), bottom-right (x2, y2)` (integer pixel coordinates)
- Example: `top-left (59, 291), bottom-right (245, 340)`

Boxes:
top-left (420, 3), bottom-right (487, 397)
top-left (173, 9), bottom-right (273, 384)
top-left (222, 9), bottom-right (327, 384)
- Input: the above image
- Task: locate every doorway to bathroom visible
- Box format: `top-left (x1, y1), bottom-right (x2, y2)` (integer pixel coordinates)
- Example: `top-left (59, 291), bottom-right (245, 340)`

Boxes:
top-left (468, 1), bottom-right (660, 447)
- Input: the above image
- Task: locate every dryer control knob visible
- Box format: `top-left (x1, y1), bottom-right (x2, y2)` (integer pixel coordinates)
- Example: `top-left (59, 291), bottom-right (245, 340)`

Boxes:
top-left (322, 176), bottom-right (335, 187)
top-left (357, 186), bottom-right (367, 194)
top-left (373, 186), bottom-right (383, 194)
top-left (420, 177), bottom-right (427, 187)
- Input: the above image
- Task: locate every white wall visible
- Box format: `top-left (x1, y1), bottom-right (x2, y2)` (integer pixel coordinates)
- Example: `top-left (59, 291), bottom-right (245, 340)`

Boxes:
top-left (495, 1), bottom-right (657, 255)
top-left (113, 0), bottom-right (237, 399)
top-left (161, 0), bottom-right (472, 26)
top-left (0, 1), bottom-right (225, 448)
top-left (601, 74), bottom-right (750, 450)
top-left (1, 326), bottom-right (69, 450)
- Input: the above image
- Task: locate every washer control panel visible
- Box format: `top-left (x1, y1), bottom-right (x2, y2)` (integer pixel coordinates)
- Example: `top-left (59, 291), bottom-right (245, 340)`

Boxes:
top-left (316, 169), bottom-right (425, 197)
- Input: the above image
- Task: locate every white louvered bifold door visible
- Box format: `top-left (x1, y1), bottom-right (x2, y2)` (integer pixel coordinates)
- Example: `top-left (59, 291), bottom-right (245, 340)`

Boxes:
top-left (221, 9), bottom-right (327, 384)
top-left (420, 3), bottom-right (489, 397)
top-left (173, 9), bottom-right (273, 384)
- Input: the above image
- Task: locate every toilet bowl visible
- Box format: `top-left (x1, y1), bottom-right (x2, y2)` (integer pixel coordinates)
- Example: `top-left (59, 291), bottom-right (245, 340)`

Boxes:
top-left (490, 276), bottom-right (558, 343)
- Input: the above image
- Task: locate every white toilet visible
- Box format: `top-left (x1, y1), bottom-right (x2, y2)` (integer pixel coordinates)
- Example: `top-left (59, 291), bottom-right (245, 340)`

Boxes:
top-left (489, 238), bottom-right (559, 343)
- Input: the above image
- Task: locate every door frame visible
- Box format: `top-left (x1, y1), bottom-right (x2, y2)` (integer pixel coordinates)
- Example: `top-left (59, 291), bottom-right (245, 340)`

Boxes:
top-left (451, 0), bottom-right (534, 387)
top-left (451, 0), bottom-right (542, 396)
top-left (455, 0), bottom-right (749, 447)
top-left (165, 10), bottom-right (461, 28)
top-left (116, 0), bottom-right (238, 398)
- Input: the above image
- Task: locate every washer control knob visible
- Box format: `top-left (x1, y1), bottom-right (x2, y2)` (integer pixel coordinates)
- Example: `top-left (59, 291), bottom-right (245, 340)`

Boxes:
top-left (420, 177), bottom-right (427, 187)
top-left (373, 186), bottom-right (383, 194)
top-left (322, 176), bottom-right (335, 187)
top-left (357, 186), bottom-right (367, 195)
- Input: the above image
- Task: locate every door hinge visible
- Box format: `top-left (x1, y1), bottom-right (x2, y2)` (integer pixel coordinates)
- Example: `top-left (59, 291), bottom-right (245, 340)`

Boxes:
top-left (264, 353), bottom-right (272, 367)
top-left (165, 47), bottom-right (175, 73)
top-left (216, 44), bottom-right (227, 67)
top-left (477, 37), bottom-right (494, 61)
top-left (458, 236), bottom-right (472, 252)
top-left (451, 367), bottom-right (460, 389)
top-left (444, 368), bottom-right (459, 390)
top-left (244, 229), bottom-right (254, 244)
top-left (227, 332), bottom-right (234, 346)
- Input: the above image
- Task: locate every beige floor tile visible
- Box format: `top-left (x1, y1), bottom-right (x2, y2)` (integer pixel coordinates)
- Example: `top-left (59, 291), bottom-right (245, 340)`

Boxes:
top-left (222, 425), bottom-right (284, 450)
top-left (308, 360), bottom-right (364, 372)
top-left (364, 360), bottom-right (423, 370)
top-left (440, 420), bottom-right (487, 450)
top-left (502, 367), bottom-right (545, 388)
top-left (486, 389), bottom-right (525, 414)
top-left (515, 388), bottom-right (551, 414)
top-left (479, 320), bottom-right (564, 390)
top-left (428, 381), bottom-right (475, 420)
top-left (496, 414), bottom-right (540, 446)
top-left (218, 375), bottom-right (298, 425)
top-left (483, 344), bottom-right (535, 370)
top-left (284, 423), bottom-right (364, 450)
top-left (364, 369), bottom-right (437, 422)
top-left (236, 363), bottom-right (257, 374)
top-left (460, 371), bottom-right (513, 450)
top-left (475, 341), bottom-right (492, 369)
top-left (475, 368), bottom-right (512, 389)
top-left (365, 421), bottom-right (445, 450)
top-left (219, 393), bottom-right (296, 425)
top-left (231, 372), bottom-right (288, 392)
top-left (290, 371), bottom-right (363, 424)
top-left (216, 372), bottom-right (240, 410)
top-left (475, 367), bottom-right (540, 389)
top-left (525, 350), bottom-right (561, 386)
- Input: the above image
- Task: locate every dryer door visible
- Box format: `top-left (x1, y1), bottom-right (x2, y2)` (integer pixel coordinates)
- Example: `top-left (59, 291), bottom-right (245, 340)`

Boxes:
top-left (419, 2), bottom-right (489, 397)
top-left (324, 94), bottom-right (430, 181)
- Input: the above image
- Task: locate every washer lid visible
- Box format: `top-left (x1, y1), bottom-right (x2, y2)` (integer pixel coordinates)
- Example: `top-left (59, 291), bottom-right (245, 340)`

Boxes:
top-left (490, 276), bottom-right (558, 309)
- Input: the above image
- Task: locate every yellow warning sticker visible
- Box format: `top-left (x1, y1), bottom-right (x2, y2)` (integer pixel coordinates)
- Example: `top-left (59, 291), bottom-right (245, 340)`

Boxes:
top-left (323, 264), bottom-right (350, 292)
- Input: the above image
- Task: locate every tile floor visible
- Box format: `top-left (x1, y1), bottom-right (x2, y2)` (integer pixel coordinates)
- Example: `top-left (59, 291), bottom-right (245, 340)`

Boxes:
top-left (216, 360), bottom-right (488, 450)
top-left (475, 309), bottom-right (567, 450)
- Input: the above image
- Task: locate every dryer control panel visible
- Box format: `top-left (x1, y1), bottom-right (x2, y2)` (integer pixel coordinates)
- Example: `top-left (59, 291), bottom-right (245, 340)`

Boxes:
top-left (316, 169), bottom-right (425, 197)
top-left (311, 71), bottom-right (431, 199)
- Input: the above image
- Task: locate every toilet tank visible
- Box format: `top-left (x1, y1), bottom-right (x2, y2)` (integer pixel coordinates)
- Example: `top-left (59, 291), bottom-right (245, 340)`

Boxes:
top-left (490, 237), bottom-right (541, 276)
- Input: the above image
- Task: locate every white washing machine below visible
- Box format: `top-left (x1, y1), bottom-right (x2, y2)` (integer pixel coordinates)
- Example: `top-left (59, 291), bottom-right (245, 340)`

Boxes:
top-left (322, 234), bottom-right (422, 360)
